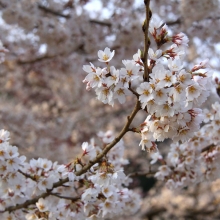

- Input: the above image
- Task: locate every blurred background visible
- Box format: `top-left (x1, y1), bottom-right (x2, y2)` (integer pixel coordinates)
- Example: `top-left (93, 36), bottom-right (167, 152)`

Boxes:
top-left (0, 0), bottom-right (220, 219)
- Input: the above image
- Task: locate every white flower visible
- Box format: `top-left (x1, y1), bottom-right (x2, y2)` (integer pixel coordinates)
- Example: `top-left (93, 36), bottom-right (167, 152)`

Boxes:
top-left (25, 212), bottom-right (39, 220)
top-left (113, 83), bottom-right (132, 104)
top-left (153, 88), bottom-right (168, 105)
top-left (150, 151), bottom-right (162, 164)
top-left (139, 138), bottom-right (154, 151)
top-left (83, 67), bottom-right (103, 89)
top-left (37, 158), bottom-right (53, 172)
top-left (156, 103), bottom-right (175, 117)
top-left (37, 175), bottom-right (56, 191)
top-left (102, 185), bottom-right (114, 198)
top-left (167, 151), bottom-right (179, 166)
top-left (167, 58), bottom-right (183, 71)
top-left (101, 200), bottom-right (115, 217)
top-left (97, 130), bottom-right (114, 144)
top-left (148, 48), bottom-right (162, 60)
top-left (105, 66), bottom-right (119, 87)
top-left (89, 172), bottom-right (112, 187)
top-left (98, 47), bottom-right (115, 63)
top-left (95, 86), bottom-right (114, 106)
top-left (158, 165), bottom-right (171, 176)
top-left (137, 82), bottom-right (153, 109)
top-left (186, 83), bottom-right (202, 101)
top-left (157, 70), bottom-right (176, 88)
top-left (169, 84), bottom-right (186, 102)
top-left (36, 198), bottom-right (49, 212)
top-left (0, 129), bottom-right (10, 143)
top-left (82, 63), bottom-right (96, 74)
top-left (133, 49), bottom-right (143, 63)
top-left (120, 60), bottom-right (139, 81)
top-left (81, 186), bottom-right (100, 203)
top-left (176, 69), bottom-right (192, 85)
top-left (82, 142), bottom-right (96, 160)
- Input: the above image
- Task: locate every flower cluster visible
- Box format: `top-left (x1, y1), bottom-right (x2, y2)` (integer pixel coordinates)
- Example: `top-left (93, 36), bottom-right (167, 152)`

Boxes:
top-left (0, 130), bottom-right (140, 219)
top-left (83, 48), bottom-right (143, 106)
top-left (138, 16), bottom-right (212, 146)
top-left (1, 5), bottom-right (220, 219)
top-left (152, 102), bottom-right (220, 189)
top-left (83, 16), bottom-right (212, 148)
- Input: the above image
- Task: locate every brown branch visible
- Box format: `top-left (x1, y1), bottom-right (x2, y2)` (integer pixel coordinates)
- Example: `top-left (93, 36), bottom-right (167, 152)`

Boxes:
top-left (143, 207), bottom-right (167, 219)
top-left (3, 100), bottom-right (141, 213)
top-left (75, 99), bottom-right (141, 176)
top-left (128, 170), bottom-right (156, 178)
top-left (128, 87), bottom-right (139, 98)
top-left (3, 191), bottom-right (51, 213)
top-left (201, 144), bottom-right (216, 153)
top-left (18, 169), bottom-right (36, 181)
top-left (166, 18), bottom-right (181, 26)
top-left (50, 193), bottom-right (80, 201)
top-left (38, 4), bottom-right (71, 18)
top-left (17, 54), bottom-right (57, 64)
top-left (143, 0), bottom-right (151, 82)
top-left (89, 19), bottom-right (112, 27)
top-left (38, 4), bottom-right (112, 28)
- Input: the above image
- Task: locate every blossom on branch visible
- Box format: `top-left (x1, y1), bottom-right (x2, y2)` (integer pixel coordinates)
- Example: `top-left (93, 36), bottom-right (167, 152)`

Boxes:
top-left (98, 47), bottom-right (115, 63)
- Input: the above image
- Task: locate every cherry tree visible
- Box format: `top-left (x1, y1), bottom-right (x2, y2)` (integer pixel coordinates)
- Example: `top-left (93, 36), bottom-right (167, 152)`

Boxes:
top-left (0, 0), bottom-right (220, 219)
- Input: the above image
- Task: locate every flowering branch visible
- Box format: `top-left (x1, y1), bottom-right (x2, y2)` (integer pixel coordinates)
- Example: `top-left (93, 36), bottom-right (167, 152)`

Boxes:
top-left (1, 3), bottom-right (220, 219)
top-left (2, 100), bottom-right (141, 213)
top-left (75, 99), bottom-right (141, 175)
top-left (3, 191), bottom-right (51, 213)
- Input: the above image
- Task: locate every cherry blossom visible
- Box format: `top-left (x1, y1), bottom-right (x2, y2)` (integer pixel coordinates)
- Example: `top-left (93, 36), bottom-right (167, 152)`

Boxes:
top-left (98, 47), bottom-right (115, 63)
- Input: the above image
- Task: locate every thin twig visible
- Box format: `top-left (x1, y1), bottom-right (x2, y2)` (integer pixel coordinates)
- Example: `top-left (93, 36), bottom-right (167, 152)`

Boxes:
top-left (128, 87), bottom-right (139, 97)
top-left (50, 193), bottom-right (80, 201)
top-left (90, 19), bottom-right (112, 27)
top-left (128, 170), bottom-right (156, 178)
top-left (38, 4), bottom-right (112, 28)
top-left (18, 169), bottom-right (36, 181)
top-left (2, 191), bottom-right (51, 213)
top-left (38, 4), bottom-right (71, 18)
top-left (166, 18), bottom-right (181, 26)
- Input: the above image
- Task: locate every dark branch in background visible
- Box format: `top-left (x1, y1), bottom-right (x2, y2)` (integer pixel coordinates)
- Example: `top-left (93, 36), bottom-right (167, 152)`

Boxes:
top-left (143, 207), bottom-right (167, 220)
top-left (38, 4), bottom-right (71, 18)
top-left (166, 16), bottom-right (220, 27)
top-left (166, 17), bottom-right (182, 26)
top-left (17, 44), bottom-right (86, 64)
top-left (90, 19), bottom-right (112, 27)
top-left (0, 2), bottom-right (7, 9)
top-left (17, 54), bottom-right (57, 64)
top-left (37, 3), bottom-right (112, 28)
top-left (128, 170), bottom-right (156, 178)
top-left (3, 100), bottom-right (141, 213)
